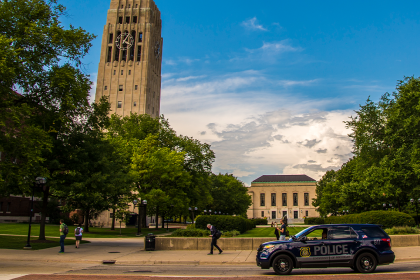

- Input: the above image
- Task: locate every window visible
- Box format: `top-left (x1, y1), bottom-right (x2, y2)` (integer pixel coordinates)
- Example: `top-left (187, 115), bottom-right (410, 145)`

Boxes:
top-left (109, 213), bottom-right (114, 218)
top-left (293, 193), bottom-right (298, 206)
top-left (122, 49), bottom-right (127, 61)
top-left (114, 31), bottom-right (120, 60)
top-left (305, 210), bottom-right (308, 217)
top-left (119, 17), bottom-right (123, 24)
top-left (272, 211), bottom-right (276, 219)
top-left (134, 102), bottom-right (137, 107)
top-left (329, 227), bottom-right (357, 239)
top-left (137, 46), bottom-right (142, 61)
top-left (128, 4), bottom-right (131, 8)
top-left (126, 17), bottom-right (130, 24)
top-left (121, 70), bottom-right (123, 75)
top-left (261, 211), bottom-right (264, 218)
top-left (130, 31), bottom-right (136, 60)
top-left (128, 70), bottom-right (131, 75)
top-left (361, 227), bottom-right (388, 238)
top-left (135, 85), bottom-right (138, 90)
top-left (119, 85), bottom-right (123, 91)
top-left (133, 16), bottom-right (137, 23)
top-left (139, 32), bottom-right (143, 42)
top-left (260, 193), bottom-right (265, 206)
top-left (304, 193), bottom-right (309, 206)
top-left (282, 193), bottom-right (287, 206)
top-left (104, 86), bottom-right (107, 90)
top-left (282, 211), bottom-right (287, 218)
top-left (107, 46), bottom-right (112, 62)
top-left (117, 101), bottom-right (122, 108)
top-left (109, 33), bottom-right (113, 44)
top-left (294, 211), bottom-right (298, 219)
top-left (271, 193), bottom-right (276, 206)
top-left (121, 5), bottom-right (123, 8)
top-left (113, 70), bottom-right (116, 75)
top-left (136, 4), bottom-right (138, 8)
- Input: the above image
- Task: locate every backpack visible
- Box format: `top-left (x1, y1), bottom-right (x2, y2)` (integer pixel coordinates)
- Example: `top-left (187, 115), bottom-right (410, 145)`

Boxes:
top-left (75, 227), bottom-right (81, 235)
top-left (62, 224), bottom-right (69, 235)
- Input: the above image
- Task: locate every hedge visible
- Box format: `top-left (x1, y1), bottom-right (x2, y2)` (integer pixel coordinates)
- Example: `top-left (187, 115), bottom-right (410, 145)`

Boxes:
top-left (170, 228), bottom-right (210, 237)
top-left (195, 215), bottom-right (256, 233)
top-left (253, 218), bottom-right (268, 225)
top-left (324, 211), bottom-right (415, 228)
top-left (304, 217), bottom-right (325, 225)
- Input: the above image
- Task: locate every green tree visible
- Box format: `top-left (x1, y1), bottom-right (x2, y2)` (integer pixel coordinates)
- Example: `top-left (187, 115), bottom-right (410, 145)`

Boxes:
top-left (207, 173), bottom-right (251, 216)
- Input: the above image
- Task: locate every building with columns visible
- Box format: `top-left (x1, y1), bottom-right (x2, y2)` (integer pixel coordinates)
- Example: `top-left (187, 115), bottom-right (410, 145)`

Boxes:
top-left (247, 175), bottom-right (319, 223)
top-left (95, 0), bottom-right (162, 118)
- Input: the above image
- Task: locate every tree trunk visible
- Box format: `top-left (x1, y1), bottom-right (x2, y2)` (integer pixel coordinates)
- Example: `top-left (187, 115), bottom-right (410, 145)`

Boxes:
top-left (111, 208), bottom-right (116, 230)
top-left (155, 206), bottom-right (159, 229)
top-left (84, 208), bottom-right (90, 232)
top-left (38, 187), bottom-right (50, 240)
top-left (161, 215), bottom-right (165, 229)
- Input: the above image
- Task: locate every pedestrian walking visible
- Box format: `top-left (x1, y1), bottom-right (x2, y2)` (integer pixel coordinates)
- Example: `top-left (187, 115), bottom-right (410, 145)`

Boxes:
top-left (207, 224), bottom-right (223, 255)
top-left (279, 219), bottom-right (287, 241)
top-left (59, 219), bottom-right (68, 253)
top-left (74, 223), bottom-right (83, 248)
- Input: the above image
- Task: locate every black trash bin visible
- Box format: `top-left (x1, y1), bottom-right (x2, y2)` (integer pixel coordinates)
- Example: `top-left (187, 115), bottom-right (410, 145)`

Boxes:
top-left (145, 233), bottom-right (155, 251)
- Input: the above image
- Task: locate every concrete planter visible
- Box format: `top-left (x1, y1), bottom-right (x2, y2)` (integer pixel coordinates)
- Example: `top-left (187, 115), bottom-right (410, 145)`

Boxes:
top-left (149, 235), bottom-right (420, 250)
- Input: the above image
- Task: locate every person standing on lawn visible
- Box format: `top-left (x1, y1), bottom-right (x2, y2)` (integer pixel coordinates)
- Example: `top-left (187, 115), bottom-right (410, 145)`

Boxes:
top-left (74, 223), bottom-right (83, 248)
top-left (59, 219), bottom-right (67, 253)
top-left (279, 219), bottom-right (287, 241)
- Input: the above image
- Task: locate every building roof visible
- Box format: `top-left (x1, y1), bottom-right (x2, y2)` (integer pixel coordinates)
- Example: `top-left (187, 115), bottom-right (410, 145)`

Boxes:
top-left (252, 175), bottom-right (316, 183)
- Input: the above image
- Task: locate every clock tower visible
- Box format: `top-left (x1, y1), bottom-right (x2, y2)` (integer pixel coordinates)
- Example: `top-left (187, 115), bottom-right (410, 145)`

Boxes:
top-left (95, 0), bottom-right (162, 117)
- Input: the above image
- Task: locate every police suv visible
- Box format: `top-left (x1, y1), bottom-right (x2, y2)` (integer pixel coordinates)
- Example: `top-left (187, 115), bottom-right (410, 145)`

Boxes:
top-left (256, 224), bottom-right (395, 275)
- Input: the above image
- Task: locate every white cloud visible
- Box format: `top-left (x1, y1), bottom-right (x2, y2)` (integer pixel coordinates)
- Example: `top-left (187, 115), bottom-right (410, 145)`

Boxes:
top-left (241, 17), bottom-right (267, 31)
top-left (88, 72), bottom-right (97, 104)
top-left (161, 72), bottom-right (355, 185)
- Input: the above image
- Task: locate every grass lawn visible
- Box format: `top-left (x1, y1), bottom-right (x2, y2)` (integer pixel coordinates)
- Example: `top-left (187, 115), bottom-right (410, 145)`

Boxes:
top-left (0, 223), bottom-right (175, 238)
top-left (0, 235), bottom-right (89, 250)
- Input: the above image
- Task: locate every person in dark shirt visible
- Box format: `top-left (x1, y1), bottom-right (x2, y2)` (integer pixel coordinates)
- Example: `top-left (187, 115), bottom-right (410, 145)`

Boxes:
top-left (279, 219), bottom-right (287, 241)
top-left (207, 224), bottom-right (223, 255)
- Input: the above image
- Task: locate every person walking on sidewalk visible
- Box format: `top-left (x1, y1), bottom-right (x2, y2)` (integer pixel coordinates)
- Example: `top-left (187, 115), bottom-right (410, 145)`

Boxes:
top-left (207, 224), bottom-right (223, 255)
top-left (74, 223), bottom-right (83, 248)
top-left (59, 219), bottom-right (68, 253)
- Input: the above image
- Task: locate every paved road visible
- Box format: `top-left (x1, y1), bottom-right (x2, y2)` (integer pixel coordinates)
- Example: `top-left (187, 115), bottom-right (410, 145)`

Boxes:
top-left (1, 261), bottom-right (420, 279)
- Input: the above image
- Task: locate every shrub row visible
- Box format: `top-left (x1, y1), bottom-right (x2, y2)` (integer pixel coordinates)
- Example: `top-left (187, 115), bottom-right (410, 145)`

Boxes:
top-left (385, 226), bottom-right (420, 235)
top-left (325, 211), bottom-right (415, 228)
top-left (195, 215), bottom-right (256, 233)
top-left (304, 211), bottom-right (415, 228)
top-left (170, 228), bottom-right (210, 237)
top-left (252, 218), bottom-right (268, 225)
top-left (304, 217), bottom-right (325, 225)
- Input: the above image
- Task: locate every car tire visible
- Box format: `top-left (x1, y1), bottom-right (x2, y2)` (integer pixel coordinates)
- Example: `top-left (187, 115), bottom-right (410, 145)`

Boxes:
top-left (272, 254), bottom-right (293, 275)
top-left (355, 252), bottom-right (377, 273)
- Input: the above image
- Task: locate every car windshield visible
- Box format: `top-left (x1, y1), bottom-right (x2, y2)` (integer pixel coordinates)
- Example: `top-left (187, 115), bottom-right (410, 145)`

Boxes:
top-left (294, 227), bottom-right (315, 238)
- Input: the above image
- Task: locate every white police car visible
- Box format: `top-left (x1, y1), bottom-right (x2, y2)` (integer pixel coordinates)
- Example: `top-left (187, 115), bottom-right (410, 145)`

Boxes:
top-left (256, 224), bottom-right (395, 275)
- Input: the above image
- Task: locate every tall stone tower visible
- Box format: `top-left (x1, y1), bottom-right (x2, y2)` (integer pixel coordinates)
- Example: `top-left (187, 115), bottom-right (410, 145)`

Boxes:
top-left (95, 0), bottom-right (162, 117)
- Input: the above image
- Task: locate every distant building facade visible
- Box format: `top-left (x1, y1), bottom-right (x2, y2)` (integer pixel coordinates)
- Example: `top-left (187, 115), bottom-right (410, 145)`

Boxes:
top-left (247, 175), bottom-right (319, 223)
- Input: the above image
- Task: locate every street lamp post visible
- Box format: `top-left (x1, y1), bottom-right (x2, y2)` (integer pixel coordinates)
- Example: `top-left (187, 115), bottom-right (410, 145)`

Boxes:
top-left (24, 177), bottom-right (46, 249)
top-left (133, 200), bottom-right (141, 236)
top-left (410, 198), bottom-right (420, 227)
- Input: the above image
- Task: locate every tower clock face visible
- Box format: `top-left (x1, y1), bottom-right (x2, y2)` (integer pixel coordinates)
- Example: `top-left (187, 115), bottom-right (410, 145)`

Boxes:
top-left (154, 41), bottom-right (161, 58)
top-left (115, 33), bottom-right (134, 50)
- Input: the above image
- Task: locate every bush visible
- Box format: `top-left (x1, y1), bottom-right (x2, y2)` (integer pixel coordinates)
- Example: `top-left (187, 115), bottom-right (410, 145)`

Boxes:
top-left (170, 228), bottom-right (210, 237)
top-left (385, 226), bottom-right (420, 235)
top-left (195, 215), bottom-right (256, 233)
top-left (324, 211), bottom-right (415, 228)
top-left (304, 217), bottom-right (325, 225)
top-left (222, 230), bottom-right (240, 237)
top-left (253, 218), bottom-right (268, 225)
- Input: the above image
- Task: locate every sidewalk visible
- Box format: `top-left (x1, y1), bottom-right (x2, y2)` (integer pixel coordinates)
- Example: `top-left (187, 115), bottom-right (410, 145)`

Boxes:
top-left (0, 238), bottom-right (419, 265)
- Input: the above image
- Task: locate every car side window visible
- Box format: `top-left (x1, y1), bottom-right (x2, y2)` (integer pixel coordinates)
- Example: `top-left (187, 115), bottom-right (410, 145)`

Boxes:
top-left (328, 227), bottom-right (357, 239)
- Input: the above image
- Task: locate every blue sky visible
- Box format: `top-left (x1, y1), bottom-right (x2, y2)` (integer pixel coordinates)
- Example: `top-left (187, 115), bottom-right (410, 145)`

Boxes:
top-left (59, 0), bottom-right (420, 185)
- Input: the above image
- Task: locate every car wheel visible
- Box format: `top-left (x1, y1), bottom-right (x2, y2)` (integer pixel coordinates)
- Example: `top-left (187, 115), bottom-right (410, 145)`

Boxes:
top-left (356, 252), bottom-right (377, 273)
top-left (272, 254), bottom-right (293, 275)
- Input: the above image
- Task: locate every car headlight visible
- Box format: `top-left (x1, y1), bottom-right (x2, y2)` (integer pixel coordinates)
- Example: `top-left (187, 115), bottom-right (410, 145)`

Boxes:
top-left (263, 244), bottom-right (275, 249)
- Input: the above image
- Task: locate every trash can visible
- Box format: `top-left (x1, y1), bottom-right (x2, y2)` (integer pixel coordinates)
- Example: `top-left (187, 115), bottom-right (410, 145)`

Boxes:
top-left (145, 233), bottom-right (155, 251)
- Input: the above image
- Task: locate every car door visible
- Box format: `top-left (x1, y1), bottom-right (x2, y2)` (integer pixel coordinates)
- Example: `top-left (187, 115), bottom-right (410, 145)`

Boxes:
top-left (292, 228), bottom-right (330, 268)
top-left (327, 226), bottom-right (359, 267)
